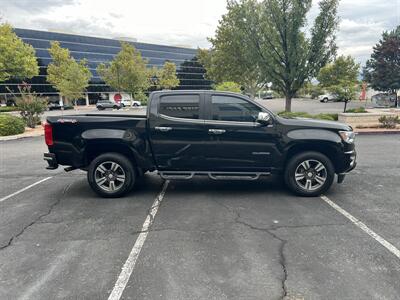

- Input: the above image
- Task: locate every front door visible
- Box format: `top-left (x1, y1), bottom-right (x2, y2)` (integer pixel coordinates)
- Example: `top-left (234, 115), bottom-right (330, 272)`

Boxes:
top-left (149, 93), bottom-right (207, 171)
top-left (202, 94), bottom-right (279, 172)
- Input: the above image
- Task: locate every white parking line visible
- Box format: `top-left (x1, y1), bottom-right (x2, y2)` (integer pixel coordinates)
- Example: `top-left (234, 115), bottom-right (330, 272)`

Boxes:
top-left (108, 180), bottom-right (170, 300)
top-left (321, 195), bottom-right (400, 260)
top-left (0, 177), bottom-right (53, 203)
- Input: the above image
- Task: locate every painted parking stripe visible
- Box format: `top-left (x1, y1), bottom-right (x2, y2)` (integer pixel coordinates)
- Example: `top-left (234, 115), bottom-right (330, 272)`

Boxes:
top-left (0, 177), bottom-right (53, 203)
top-left (108, 180), bottom-right (170, 300)
top-left (321, 195), bottom-right (400, 260)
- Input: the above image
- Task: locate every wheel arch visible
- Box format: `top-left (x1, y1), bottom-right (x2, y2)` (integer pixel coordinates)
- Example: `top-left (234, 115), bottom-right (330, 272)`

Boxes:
top-left (284, 142), bottom-right (342, 173)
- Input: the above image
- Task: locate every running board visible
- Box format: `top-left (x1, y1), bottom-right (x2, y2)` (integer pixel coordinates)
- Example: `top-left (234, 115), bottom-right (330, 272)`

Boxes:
top-left (159, 171), bottom-right (270, 181)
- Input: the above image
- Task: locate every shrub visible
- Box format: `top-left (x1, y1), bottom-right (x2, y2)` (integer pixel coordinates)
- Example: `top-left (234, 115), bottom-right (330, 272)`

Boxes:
top-left (278, 111), bottom-right (339, 121)
top-left (314, 113), bottom-right (338, 121)
top-left (0, 114), bottom-right (25, 136)
top-left (379, 116), bottom-right (399, 129)
top-left (134, 91), bottom-right (148, 105)
top-left (0, 106), bottom-right (19, 112)
top-left (346, 107), bottom-right (367, 113)
top-left (15, 85), bottom-right (47, 128)
top-left (215, 81), bottom-right (242, 93)
top-left (278, 111), bottom-right (312, 119)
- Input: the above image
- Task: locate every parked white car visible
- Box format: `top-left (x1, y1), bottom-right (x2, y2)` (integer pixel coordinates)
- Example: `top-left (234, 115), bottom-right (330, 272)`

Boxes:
top-left (318, 93), bottom-right (339, 102)
top-left (120, 99), bottom-right (141, 107)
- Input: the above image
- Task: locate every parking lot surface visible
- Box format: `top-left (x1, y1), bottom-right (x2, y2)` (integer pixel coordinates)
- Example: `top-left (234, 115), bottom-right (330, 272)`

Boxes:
top-left (35, 97), bottom-right (371, 121)
top-left (0, 134), bottom-right (399, 299)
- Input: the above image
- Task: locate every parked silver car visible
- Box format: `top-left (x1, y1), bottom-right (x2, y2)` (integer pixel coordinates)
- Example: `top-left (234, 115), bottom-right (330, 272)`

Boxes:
top-left (96, 100), bottom-right (122, 110)
top-left (371, 93), bottom-right (397, 107)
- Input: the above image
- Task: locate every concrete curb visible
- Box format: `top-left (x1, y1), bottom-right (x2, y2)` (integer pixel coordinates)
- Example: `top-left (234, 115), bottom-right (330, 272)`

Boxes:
top-left (355, 130), bottom-right (400, 135)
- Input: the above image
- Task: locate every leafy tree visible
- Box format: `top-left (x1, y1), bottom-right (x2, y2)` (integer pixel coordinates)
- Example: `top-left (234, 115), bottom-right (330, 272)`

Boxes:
top-left (318, 55), bottom-right (360, 112)
top-left (198, 47), bottom-right (262, 97)
top-left (0, 24), bottom-right (38, 81)
top-left (215, 81), bottom-right (242, 93)
top-left (47, 41), bottom-right (91, 105)
top-left (15, 84), bottom-right (47, 128)
top-left (97, 42), bottom-right (151, 101)
top-left (207, 0), bottom-right (339, 111)
top-left (156, 61), bottom-right (180, 89)
top-left (363, 26), bottom-right (400, 104)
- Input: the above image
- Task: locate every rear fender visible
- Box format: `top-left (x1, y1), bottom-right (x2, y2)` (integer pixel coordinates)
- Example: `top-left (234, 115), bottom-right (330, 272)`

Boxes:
top-left (82, 128), bottom-right (154, 170)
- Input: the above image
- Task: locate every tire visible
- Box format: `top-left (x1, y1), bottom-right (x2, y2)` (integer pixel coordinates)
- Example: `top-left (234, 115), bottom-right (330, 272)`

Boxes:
top-left (323, 98), bottom-right (328, 103)
top-left (87, 153), bottom-right (136, 198)
top-left (97, 106), bottom-right (104, 110)
top-left (284, 151), bottom-right (335, 197)
top-left (133, 103), bottom-right (139, 107)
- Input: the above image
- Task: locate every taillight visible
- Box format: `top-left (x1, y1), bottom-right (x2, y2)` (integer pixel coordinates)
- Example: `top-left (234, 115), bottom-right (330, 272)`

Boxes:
top-left (44, 123), bottom-right (53, 146)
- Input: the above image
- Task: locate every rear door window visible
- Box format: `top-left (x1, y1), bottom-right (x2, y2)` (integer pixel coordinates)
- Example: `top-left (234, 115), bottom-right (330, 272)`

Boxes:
top-left (159, 95), bottom-right (200, 119)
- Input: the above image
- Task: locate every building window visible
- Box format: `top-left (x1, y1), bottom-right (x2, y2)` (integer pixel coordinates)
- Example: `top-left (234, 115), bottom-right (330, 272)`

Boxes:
top-left (159, 95), bottom-right (200, 119)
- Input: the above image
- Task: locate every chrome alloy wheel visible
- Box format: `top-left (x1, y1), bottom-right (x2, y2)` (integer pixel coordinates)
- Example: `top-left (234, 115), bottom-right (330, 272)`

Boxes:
top-left (94, 161), bottom-right (126, 192)
top-left (294, 159), bottom-right (327, 191)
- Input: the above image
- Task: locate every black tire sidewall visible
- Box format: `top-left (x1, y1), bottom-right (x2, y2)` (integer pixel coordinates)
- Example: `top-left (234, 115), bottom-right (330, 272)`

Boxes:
top-left (87, 153), bottom-right (135, 198)
top-left (284, 151), bottom-right (335, 197)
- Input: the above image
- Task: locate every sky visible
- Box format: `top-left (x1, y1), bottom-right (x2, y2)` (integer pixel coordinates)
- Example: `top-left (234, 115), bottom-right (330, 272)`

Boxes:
top-left (1, 0), bottom-right (399, 66)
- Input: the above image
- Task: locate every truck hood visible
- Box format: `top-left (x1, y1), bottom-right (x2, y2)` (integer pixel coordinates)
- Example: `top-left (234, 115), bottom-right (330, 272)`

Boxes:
top-left (277, 116), bottom-right (352, 131)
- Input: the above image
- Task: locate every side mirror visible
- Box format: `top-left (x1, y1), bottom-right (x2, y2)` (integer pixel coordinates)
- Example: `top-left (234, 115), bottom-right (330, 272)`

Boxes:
top-left (256, 112), bottom-right (271, 125)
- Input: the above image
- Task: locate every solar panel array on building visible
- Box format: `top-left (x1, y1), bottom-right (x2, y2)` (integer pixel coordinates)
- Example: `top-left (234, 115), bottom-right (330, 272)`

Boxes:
top-left (0, 28), bottom-right (212, 103)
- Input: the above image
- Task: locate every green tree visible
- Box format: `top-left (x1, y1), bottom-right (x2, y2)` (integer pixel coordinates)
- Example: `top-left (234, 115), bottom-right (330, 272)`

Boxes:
top-left (47, 41), bottom-right (91, 105)
top-left (215, 81), bottom-right (242, 93)
top-left (207, 0), bottom-right (339, 111)
top-left (97, 42), bottom-right (151, 101)
top-left (0, 24), bottom-right (38, 81)
top-left (363, 26), bottom-right (400, 104)
top-left (318, 55), bottom-right (360, 112)
top-left (198, 47), bottom-right (262, 97)
top-left (156, 61), bottom-right (180, 89)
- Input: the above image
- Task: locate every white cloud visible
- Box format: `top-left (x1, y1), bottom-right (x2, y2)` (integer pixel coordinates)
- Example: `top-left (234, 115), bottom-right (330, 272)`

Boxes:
top-left (1, 0), bottom-right (399, 64)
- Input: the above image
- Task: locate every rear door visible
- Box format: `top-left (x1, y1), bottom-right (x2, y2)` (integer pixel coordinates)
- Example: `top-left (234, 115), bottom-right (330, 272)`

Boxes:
top-left (149, 92), bottom-right (208, 171)
top-left (202, 93), bottom-right (279, 171)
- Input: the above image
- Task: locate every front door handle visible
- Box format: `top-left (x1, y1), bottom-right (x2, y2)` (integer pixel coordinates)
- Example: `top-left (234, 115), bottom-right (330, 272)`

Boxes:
top-left (208, 129), bottom-right (226, 135)
top-left (155, 126), bottom-right (172, 132)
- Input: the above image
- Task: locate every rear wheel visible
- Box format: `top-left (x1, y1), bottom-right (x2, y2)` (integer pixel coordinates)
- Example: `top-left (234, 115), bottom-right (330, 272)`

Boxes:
top-left (284, 151), bottom-right (334, 197)
top-left (87, 153), bottom-right (136, 198)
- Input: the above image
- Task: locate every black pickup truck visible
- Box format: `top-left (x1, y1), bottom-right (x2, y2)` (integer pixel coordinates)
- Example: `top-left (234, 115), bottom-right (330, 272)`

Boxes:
top-left (44, 90), bottom-right (356, 197)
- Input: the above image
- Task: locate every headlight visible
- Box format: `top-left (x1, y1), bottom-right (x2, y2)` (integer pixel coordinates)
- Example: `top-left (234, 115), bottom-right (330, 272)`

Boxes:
top-left (339, 131), bottom-right (356, 143)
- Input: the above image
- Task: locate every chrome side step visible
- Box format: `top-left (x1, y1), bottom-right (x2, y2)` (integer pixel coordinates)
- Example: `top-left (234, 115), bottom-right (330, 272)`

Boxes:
top-left (158, 171), bottom-right (270, 181)
top-left (159, 172), bottom-right (194, 180)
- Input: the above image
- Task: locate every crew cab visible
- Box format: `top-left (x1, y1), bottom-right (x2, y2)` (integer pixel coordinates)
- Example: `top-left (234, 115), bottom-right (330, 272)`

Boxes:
top-left (44, 90), bottom-right (356, 198)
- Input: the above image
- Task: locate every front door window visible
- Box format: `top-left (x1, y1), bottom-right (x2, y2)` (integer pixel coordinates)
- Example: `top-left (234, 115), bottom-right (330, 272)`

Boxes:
top-left (210, 95), bottom-right (261, 123)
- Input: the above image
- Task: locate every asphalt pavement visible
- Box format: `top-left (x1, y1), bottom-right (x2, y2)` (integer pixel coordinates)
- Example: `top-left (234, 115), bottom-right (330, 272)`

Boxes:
top-left (0, 134), bottom-right (399, 299)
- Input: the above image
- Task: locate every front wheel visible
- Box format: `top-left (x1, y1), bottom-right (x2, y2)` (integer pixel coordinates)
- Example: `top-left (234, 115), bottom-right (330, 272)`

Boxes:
top-left (87, 153), bottom-right (136, 198)
top-left (284, 151), bottom-right (335, 197)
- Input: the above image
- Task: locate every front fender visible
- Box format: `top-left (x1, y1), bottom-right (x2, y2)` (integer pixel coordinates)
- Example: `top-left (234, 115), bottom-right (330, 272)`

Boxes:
top-left (286, 129), bottom-right (342, 143)
top-left (282, 129), bottom-right (346, 172)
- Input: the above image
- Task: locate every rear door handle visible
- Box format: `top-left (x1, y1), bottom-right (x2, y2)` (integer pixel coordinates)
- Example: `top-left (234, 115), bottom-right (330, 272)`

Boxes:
top-left (208, 129), bottom-right (226, 135)
top-left (155, 126), bottom-right (172, 132)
